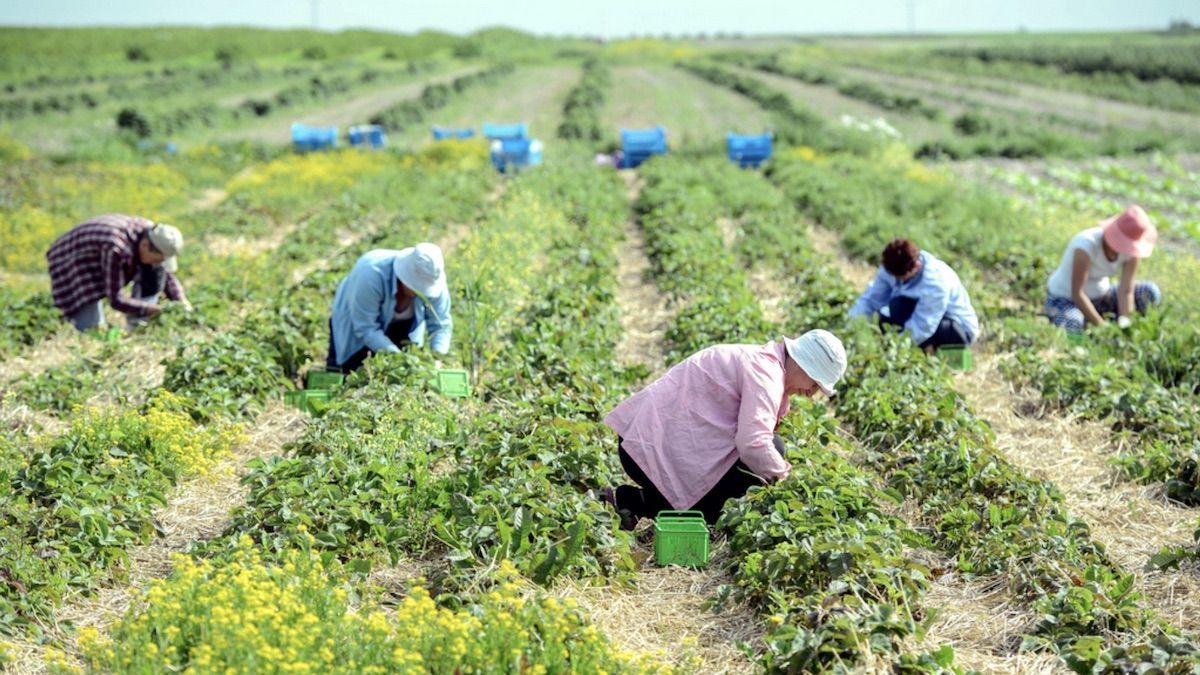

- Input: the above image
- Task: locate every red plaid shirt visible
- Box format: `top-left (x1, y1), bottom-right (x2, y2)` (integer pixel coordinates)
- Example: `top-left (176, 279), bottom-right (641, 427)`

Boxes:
top-left (46, 214), bottom-right (186, 318)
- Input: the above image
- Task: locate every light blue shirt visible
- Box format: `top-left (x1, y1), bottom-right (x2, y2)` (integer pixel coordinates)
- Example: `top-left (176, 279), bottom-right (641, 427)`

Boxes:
top-left (330, 249), bottom-right (451, 365)
top-left (848, 251), bottom-right (978, 345)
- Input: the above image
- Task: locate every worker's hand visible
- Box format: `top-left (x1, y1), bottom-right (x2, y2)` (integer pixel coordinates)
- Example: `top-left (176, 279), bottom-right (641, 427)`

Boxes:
top-left (1117, 315), bottom-right (1132, 330)
top-left (144, 304), bottom-right (163, 317)
top-left (433, 358), bottom-right (443, 370)
top-left (182, 300), bottom-right (194, 313)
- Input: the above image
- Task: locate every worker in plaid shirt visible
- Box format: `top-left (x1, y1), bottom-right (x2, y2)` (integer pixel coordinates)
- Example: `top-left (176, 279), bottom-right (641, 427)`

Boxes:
top-left (46, 214), bottom-right (191, 332)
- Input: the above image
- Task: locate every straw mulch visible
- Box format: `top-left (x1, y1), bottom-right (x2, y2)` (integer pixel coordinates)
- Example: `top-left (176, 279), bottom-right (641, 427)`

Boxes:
top-left (954, 352), bottom-right (1200, 636)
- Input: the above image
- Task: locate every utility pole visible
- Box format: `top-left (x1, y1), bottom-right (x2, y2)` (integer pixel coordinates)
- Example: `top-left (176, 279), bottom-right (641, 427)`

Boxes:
top-left (907, 0), bottom-right (916, 33)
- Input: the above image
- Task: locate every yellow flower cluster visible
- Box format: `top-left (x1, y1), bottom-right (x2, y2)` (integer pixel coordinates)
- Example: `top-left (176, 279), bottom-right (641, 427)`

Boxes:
top-left (1, 161), bottom-right (190, 273)
top-left (225, 151), bottom-right (391, 204)
top-left (401, 139), bottom-right (489, 171)
top-left (786, 145), bottom-right (822, 163)
top-left (66, 392), bottom-right (240, 480)
top-left (142, 391), bottom-right (242, 477)
top-left (82, 543), bottom-right (683, 674)
top-left (0, 134), bottom-right (32, 161)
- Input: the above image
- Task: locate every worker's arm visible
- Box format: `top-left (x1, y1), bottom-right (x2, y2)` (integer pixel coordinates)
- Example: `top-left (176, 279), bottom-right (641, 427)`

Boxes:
top-left (347, 268), bottom-right (400, 354)
top-left (1070, 248), bottom-right (1105, 326)
top-left (424, 291), bottom-right (452, 355)
top-left (1116, 257), bottom-right (1139, 319)
top-left (733, 368), bottom-right (791, 481)
top-left (103, 247), bottom-right (157, 316)
top-left (163, 272), bottom-right (187, 305)
top-left (848, 268), bottom-right (892, 319)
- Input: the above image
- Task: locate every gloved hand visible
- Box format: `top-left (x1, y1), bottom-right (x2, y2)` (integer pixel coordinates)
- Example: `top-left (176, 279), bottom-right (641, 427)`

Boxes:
top-left (182, 301), bottom-right (194, 313)
top-left (1117, 315), bottom-right (1132, 330)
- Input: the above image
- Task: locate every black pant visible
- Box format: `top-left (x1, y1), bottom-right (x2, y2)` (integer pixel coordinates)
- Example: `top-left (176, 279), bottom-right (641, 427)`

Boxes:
top-left (133, 263), bottom-right (166, 298)
top-left (614, 435), bottom-right (785, 526)
top-left (325, 318), bottom-right (412, 374)
top-left (881, 295), bottom-right (972, 349)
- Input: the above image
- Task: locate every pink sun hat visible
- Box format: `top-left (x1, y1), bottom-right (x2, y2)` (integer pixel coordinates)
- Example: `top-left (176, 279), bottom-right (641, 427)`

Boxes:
top-left (1101, 205), bottom-right (1158, 259)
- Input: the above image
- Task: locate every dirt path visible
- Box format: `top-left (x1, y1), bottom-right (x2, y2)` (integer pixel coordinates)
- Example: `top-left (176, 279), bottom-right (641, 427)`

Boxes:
top-left (591, 170), bottom-right (758, 672)
top-left (955, 354), bottom-right (1200, 636)
top-left (555, 542), bottom-right (758, 674)
top-left (614, 171), bottom-right (672, 379)
top-left (805, 223), bottom-right (877, 291)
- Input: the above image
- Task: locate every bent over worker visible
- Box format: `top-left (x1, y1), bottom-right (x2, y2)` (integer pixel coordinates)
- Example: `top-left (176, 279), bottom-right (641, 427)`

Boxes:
top-left (326, 243), bottom-right (452, 374)
top-left (600, 329), bottom-right (848, 528)
top-left (46, 214), bottom-right (188, 332)
top-left (1044, 205), bottom-right (1160, 333)
top-left (849, 238), bottom-right (978, 352)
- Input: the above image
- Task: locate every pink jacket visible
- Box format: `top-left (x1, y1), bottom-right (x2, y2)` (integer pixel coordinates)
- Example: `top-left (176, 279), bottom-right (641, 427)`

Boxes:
top-left (604, 341), bottom-right (792, 509)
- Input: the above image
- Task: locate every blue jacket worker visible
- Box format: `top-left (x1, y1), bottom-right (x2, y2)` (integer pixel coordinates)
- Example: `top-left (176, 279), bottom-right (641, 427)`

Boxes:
top-left (849, 238), bottom-right (979, 352)
top-left (326, 243), bottom-right (452, 374)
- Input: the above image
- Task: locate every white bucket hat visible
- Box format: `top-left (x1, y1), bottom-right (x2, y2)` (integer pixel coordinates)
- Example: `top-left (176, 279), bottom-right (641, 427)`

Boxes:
top-left (784, 329), bottom-right (848, 396)
top-left (147, 223), bottom-right (183, 273)
top-left (393, 243), bottom-right (446, 298)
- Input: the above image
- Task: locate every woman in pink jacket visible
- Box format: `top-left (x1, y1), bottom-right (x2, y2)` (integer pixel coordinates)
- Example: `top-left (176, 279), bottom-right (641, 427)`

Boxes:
top-left (601, 329), bottom-right (847, 528)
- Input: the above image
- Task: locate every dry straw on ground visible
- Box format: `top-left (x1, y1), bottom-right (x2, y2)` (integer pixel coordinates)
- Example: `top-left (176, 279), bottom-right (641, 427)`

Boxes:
top-left (955, 353), bottom-right (1200, 635)
top-left (554, 537), bottom-right (761, 674)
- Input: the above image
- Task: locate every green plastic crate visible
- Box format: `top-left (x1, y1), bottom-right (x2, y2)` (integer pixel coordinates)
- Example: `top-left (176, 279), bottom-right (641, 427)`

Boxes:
top-left (937, 347), bottom-right (972, 371)
top-left (654, 510), bottom-right (710, 568)
top-left (306, 370), bottom-right (344, 390)
top-left (284, 389), bottom-right (332, 414)
top-left (86, 326), bottom-right (120, 343)
top-left (430, 368), bottom-right (470, 398)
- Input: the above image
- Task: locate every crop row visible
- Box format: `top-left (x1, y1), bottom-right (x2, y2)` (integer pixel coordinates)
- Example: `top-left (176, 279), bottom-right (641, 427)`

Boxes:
top-left (0, 147), bottom-right (498, 636)
top-left (697, 149), bottom-right (1200, 671)
top-left (935, 41), bottom-right (1200, 87)
top-left (556, 58), bottom-right (609, 145)
top-left (116, 64), bottom-right (429, 139)
top-left (367, 64), bottom-right (515, 133)
top-left (726, 51), bottom-right (1193, 160)
top-left (57, 158), bottom-right (695, 671)
top-left (766, 146), bottom-right (1200, 524)
top-left (837, 46), bottom-right (1200, 115)
top-left (0, 59), bottom-right (433, 124)
top-left (633, 155), bottom-right (956, 671)
top-left (991, 168), bottom-right (1200, 242)
top-left (190, 159), bottom-right (642, 598)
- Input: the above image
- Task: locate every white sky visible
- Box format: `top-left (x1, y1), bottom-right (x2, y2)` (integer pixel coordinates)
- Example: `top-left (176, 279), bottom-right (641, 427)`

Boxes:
top-left (1, 0), bottom-right (1197, 36)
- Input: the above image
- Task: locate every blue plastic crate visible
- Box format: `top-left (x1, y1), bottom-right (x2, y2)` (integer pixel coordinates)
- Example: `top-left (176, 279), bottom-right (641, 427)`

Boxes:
top-left (432, 126), bottom-right (476, 140)
top-left (291, 123), bottom-right (338, 152)
top-left (348, 124), bottom-right (387, 149)
top-left (489, 137), bottom-right (543, 173)
top-left (618, 126), bottom-right (667, 168)
top-left (482, 122), bottom-right (529, 140)
top-left (726, 132), bottom-right (772, 168)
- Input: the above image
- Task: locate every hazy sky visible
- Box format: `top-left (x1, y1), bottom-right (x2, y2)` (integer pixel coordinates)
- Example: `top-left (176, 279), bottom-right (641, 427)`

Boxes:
top-left (1, 0), bottom-right (1197, 37)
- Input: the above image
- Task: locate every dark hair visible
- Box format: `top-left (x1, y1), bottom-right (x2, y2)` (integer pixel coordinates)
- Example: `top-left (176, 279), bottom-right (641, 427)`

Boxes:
top-left (881, 238), bottom-right (920, 277)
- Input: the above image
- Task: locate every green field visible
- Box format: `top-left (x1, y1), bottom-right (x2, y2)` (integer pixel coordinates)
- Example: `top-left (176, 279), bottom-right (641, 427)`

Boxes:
top-left (2, 25), bottom-right (1200, 675)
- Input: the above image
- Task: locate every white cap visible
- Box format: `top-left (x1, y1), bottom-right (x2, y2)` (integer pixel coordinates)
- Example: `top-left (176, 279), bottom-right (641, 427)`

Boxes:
top-left (784, 329), bottom-right (847, 396)
top-left (393, 243), bottom-right (446, 298)
top-left (148, 223), bottom-right (183, 273)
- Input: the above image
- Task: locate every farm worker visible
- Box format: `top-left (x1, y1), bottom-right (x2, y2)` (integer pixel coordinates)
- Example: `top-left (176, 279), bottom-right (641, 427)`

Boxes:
top-left (849, 238), bottom-right (978, 352)
top-left (599, 330), bottom-right (847, 529)
top-left (1044, 205), bottom-right (1160, 333)
top-left (45, 214), bottom-right (189, 332)
top-left (326, 244), bottom-right (451, 374)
